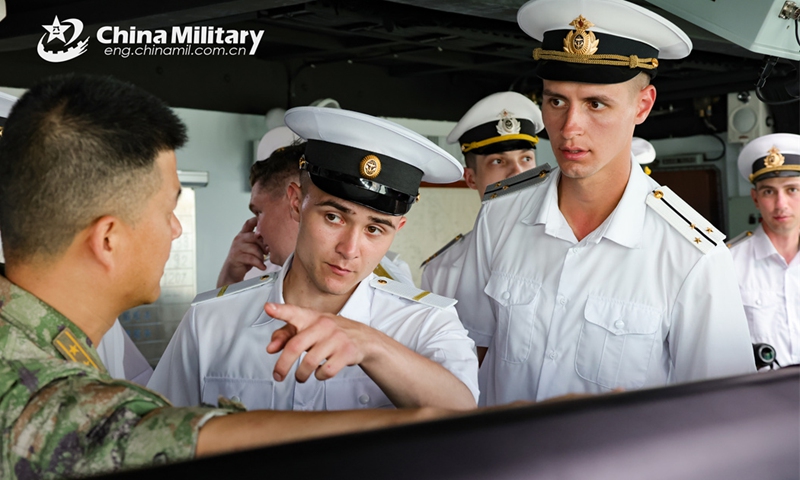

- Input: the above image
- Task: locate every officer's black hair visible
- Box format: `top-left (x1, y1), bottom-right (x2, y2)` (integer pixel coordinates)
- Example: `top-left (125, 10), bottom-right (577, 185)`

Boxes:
top-left (0, 73), bottom-right (187, 264)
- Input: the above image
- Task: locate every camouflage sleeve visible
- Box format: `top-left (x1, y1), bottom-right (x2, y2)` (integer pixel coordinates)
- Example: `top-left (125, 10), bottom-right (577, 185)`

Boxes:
top-left (9, 375), bottom-right (230, 478)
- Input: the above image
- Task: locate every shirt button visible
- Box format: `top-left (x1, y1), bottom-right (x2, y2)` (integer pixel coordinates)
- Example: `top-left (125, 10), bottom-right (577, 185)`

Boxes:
top-left (502, 291), bottom-right (511, 300)
top-left (358, 394), bottom-right (370, 405)
top-left (548, 351), bottom-right (557, 360)
top-left (559, 297), bottom-right (567, 306)
top-left (230, 395), bottom-right (241, 403)
top-left (755, 299), bottom-right (761, 305)
top-left (614, 320), bottom-right (625, 330)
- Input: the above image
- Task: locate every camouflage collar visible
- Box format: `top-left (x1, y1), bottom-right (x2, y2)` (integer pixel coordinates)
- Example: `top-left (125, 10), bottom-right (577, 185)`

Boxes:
top-left (0, 273), bottom-right (106, 372)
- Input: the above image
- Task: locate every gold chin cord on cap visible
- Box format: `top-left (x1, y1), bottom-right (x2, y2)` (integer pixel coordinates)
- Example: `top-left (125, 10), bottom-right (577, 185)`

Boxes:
top-left (533, 49), bottom-right (658, 69)
top-left (748, 147), bottom-right (800, 183)
top-left (461, 134), bottom-right (539, 153)
top-left (533, 15), bottom-right (658, 70)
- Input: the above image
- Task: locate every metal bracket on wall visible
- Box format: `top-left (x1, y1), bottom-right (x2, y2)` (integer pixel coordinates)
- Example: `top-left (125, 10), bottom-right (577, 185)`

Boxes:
top-left (178, 170), bottom-right (209, 187)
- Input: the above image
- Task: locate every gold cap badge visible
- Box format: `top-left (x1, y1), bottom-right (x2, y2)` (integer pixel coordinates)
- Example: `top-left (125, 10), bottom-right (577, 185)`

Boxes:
top-left (764, 146), bottom-right (785, 168)
top-left (496, 110), bottom-right (521, 136)
top-left (360, 154), bottom-right (381, 179)
top-left (564, 16), bottom-right (599, 56)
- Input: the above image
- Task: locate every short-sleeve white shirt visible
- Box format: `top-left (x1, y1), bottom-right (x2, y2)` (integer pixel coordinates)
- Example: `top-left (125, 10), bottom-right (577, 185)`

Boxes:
top-left (730, 224), bottom-right (800, 367)
top-left (421, 231), bottom-right (471, 299)
top-left (454, 159), bottom-right (755, 405)
top-left (148, 256), bottom-right (479, 410)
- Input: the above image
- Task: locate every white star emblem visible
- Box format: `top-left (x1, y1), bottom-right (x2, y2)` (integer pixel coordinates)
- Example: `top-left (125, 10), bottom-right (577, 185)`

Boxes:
top-left (42, 16), bottom-right (70, 43)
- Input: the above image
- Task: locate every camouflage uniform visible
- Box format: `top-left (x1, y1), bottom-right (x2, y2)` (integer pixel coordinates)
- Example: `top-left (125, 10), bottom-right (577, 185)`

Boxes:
top-left (0, 271), bottom-right (231, 478)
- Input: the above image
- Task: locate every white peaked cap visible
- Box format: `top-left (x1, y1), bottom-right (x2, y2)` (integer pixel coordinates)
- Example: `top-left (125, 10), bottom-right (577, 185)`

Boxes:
top-left (517, 0), bottom-right (692, 59)
top-left (447, 91), bottom-right (544, 146)
top-left (632, 137), bottom-right (656, 165)
top-left (285, 107), bottom-right (463, 184)
top-left (256, 126), bottom-right (301, 162)
top-left (737, 133), bottom-right (800, 184)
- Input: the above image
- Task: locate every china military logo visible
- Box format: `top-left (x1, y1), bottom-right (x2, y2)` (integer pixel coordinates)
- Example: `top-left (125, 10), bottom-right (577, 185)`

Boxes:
top-left (37, 16), bottom-right (90, 63)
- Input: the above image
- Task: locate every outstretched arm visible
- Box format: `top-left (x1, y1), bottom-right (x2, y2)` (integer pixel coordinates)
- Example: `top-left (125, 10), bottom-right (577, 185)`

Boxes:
top-left (196, 406), bottom-right (448, 456)
top-left (265, 302), bottom-right (477, 411)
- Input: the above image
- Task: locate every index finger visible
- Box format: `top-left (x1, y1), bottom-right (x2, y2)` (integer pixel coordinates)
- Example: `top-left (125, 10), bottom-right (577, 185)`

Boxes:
top-left (264, 302), bottom-right (320, 332)
top-left (240, 216), bottom-right (258, 233)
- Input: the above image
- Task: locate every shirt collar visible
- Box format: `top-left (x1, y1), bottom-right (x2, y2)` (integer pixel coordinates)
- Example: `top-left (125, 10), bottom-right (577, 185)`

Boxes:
top-left (601, 158), bottom-right (650, 249)
top-left (251, 254), bottom-right (374, 327)
top-left (0, 272), bottom-right (107, 373)
top-left (251, 253), bottom-right (292, 327)
top-left (337, 272), bottom-right (375, 326)
top-left (751, 224), bottom-right (787, 262)
top-left (522, 156), bottom-right (649, 248)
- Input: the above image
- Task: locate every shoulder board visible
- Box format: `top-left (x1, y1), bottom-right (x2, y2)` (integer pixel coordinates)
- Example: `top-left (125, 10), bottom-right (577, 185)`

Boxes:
top-left (419, 233), bottom-right (464, 268)
top-left (483, 163), bottom-right (552, 202)
top-left (373, 260), bottom-right (395, 281)
top-left (369, 276), bottom-right (456, 309)
top-left (726, 230), bottom-right (754, 248)
top-left (191, 273), bottom-right (276, 306)
top-left (645, 186), bottom-right (726, 254)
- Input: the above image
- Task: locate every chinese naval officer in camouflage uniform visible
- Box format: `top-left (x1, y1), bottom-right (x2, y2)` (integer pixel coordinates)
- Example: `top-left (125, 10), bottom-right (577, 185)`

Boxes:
top-left (0, 74), bottom-right (449, 478)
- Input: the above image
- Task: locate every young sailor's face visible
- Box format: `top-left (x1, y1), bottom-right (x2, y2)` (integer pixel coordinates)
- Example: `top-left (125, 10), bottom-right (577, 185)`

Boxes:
top-left (752, 176), bottom-right (800, 236)
top-left (466, 149), bottom-right (536, 196)
top-left (290, 181), bottom-right (406, 297)
top-left (542, 77), bottom-right (654, 181)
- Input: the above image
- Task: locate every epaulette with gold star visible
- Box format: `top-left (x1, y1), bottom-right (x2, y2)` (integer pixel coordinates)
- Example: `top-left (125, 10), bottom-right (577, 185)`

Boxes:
top-left (419, 233), bottom-right (465, 268)
top-left (53, 329), bottom-right (101, 370)
top-left (726, 230), bottom-right (754, 249)
top-left (482, 163), bottom-right (552, 202)
top-left (191, 273), bottom-right (276, 306)
top-left (369, 276), bottom-right (456, 309)
top-left (646, 186), bottom-right (726, 254)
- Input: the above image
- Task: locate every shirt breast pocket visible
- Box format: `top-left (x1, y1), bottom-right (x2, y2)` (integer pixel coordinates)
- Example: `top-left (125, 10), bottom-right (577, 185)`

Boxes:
top-left (740, 290), bottom-right (778, 341)
top-left (202, 377), bottom-right (275, 410)
top-left (576, 296), bottom-right (662, 389)
top-left (485, 272), bottom-right (542, 364)
top-left (325, 375), bottom-right (394, 410)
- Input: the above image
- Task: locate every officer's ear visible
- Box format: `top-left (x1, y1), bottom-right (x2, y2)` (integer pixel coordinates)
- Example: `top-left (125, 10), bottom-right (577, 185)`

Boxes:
top-left (287, 181), bottom-right (303, 222)
top-left (395, 216), bottom-right (407, 233)
top-left (750, 187), bottom-right (759, 209)
top-left (634, 84), bottom-right (656, 125)
top-left (85, 215), bottom-right (123, 272)
top-left (463, 167), bottom-right (478, 191)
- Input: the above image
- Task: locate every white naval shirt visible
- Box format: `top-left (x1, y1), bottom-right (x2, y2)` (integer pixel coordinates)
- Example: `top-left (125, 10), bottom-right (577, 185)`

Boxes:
top-left (243, 260), bottom-right (283, 281)
top-left (454, 158), bottom-right (755, 405)
top-left (148, 256), bottom-right (479, 410)
top-left (421, 231), bottom-right (472, 299)
top-left (96, 319), bottom-right (153, 386)
top-left (730, 224), bottom-right (800, 367)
